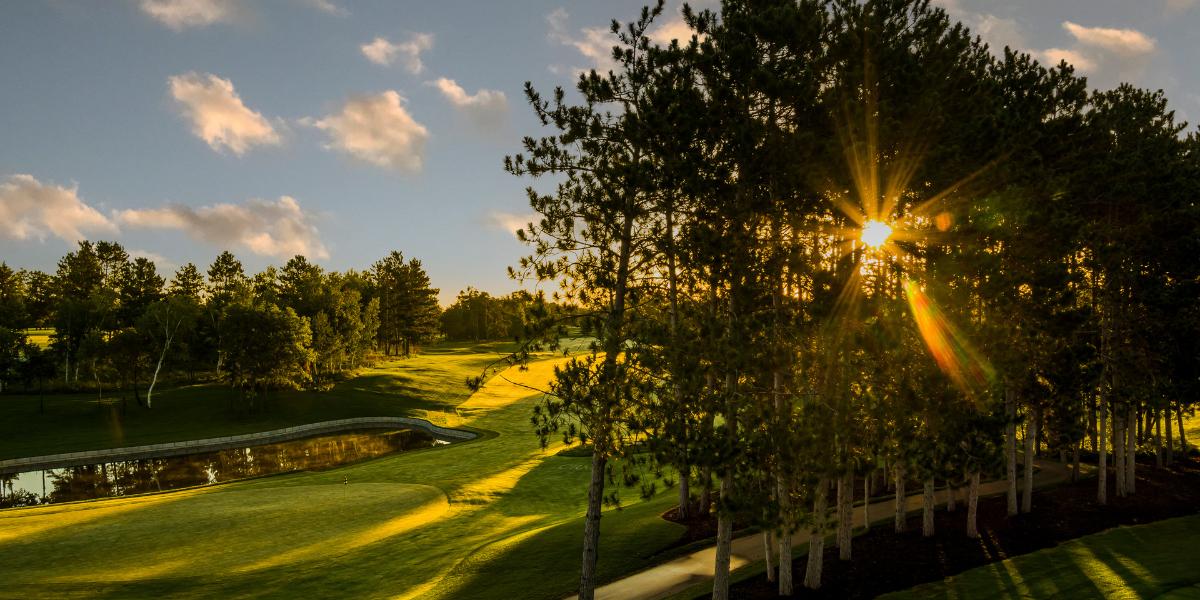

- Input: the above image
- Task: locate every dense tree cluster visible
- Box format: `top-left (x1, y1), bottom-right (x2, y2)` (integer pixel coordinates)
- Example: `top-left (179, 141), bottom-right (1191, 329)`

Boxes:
top-left (502, 1), bottom-right (1200, 598)
top-left (0, 244), bottom-right (440, 411)
top-left (439, 288), bottom-right (534, 342)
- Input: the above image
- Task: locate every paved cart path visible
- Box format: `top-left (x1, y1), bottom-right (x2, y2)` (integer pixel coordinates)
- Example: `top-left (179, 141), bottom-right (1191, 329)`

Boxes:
top-left (578, 458), bottom-right (1071, 600)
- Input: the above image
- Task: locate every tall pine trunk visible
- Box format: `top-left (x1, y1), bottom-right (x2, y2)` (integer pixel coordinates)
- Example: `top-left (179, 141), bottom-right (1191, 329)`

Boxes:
top-left (1005, 386), bottom-right (1018, 516)
top-left (1098, 381), bottom-right (1108, 504)
top-left (922, 479), bottom-right (935, 537)
top-left (775, 374), bottom-right (792, 596)
top-left (1178, 411), bottom-right (1188, 454)
top-left (863, 468), bottom-right (871, 531)
top-left (1166, 405), bottom-right (1174, 465)
top-left (966, 472), bottom-right (980, 538)
top-left (1022, 408), bottom-right (1036, 513)
top-left (1126, 405), bottom-right (1136, 494)
top-left (577, 448), bottom-right (607, 600)
top-left (894, 461), bottom-right (907, 533)
top-left (712, 472), bottom-right (734, 600)
top-left (804, 475), bottom-right (829, 590)
top-left (1115, 407), bottom-right (1126, 497)
top-left (837, 469), bottom-right (853, 559)
top-left (1155, 410), bottom-right (1163, 469)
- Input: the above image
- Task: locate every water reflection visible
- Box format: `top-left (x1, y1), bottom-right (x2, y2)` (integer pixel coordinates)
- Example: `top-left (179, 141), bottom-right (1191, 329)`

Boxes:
top-left (1, 428), bottom-right (435, 508)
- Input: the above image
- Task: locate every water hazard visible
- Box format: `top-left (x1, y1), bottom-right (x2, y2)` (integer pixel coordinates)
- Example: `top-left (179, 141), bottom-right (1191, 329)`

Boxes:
top-left (0, 428), bottom-right (436, 508)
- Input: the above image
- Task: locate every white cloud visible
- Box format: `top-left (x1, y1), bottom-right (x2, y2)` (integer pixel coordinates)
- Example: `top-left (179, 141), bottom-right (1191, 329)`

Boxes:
top-left (647, 16), bottom-right (695, 47)
top-left (428, 78), bottom-right (510, 138)
top-left (361, 34), bottom-right (434, 74)
top-left (0, 175), bottom-right (118, 243)
top-left (1034, 48), bottom-right (1097, 72)
top-left (169, 72), bottom-right (281, 156)
top-left (296, 0), bottom-right (347, 16)
top-left (130, 249), bottom-right (176, 272)
top-left (1063, 22), bottom-right (1156, 56)
top-left (302, 91), bottom-right (429, 174)
top-left (118, 196), bottom-right (328, 259)
top-left (138, 0), bottom-right (240, 31)
top-left (488, 211), bottom-right (538, 239)
top-left (547, 8), bottom-right (620, 74)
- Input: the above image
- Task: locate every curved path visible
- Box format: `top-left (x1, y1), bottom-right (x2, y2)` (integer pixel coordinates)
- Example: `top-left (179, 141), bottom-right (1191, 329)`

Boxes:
top-left (580, 458), bottom-right (1073, 600)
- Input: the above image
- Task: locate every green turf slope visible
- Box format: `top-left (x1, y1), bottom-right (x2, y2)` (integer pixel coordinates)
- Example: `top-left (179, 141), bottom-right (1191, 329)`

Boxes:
top-left (0, 356), bottom-right (684, 600)
top-left (883, 514), bottom-right (1200, 600)
top-left (0, 341), bottom-right (520, 460)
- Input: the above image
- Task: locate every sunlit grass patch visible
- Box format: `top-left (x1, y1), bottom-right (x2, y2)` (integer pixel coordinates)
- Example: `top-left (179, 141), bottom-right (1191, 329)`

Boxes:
top-left (882, 515), bottom-right (1200, 599)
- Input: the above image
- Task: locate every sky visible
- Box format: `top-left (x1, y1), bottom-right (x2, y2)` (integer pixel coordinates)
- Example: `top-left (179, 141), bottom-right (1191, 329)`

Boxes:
top-left (1, 0), bottom-right (1197, 305)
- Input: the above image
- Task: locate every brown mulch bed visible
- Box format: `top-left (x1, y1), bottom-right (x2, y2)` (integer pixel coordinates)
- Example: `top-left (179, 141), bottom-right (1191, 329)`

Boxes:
top-left (722, 455), bottom-right (1200, 599)
top-left (661, 504), bottom-right (754, 550)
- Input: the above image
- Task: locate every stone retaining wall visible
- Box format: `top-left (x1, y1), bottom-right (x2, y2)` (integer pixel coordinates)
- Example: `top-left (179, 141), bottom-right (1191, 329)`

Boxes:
top-left (0, 416), bottom-right (474, 475)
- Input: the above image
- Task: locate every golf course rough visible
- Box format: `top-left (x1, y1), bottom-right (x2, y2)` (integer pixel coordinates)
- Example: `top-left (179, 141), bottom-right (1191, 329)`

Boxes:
top-left (0, 354), bottom-right (684, 600)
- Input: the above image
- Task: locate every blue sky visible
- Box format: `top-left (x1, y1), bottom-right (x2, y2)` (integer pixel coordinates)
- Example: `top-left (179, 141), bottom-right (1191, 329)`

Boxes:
top-left (1, 0), bottom-right (1197, 305)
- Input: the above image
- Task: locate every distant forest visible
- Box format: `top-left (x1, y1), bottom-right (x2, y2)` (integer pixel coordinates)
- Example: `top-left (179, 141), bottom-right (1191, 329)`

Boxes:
top-left (0, 241), bottom-right (538, 405)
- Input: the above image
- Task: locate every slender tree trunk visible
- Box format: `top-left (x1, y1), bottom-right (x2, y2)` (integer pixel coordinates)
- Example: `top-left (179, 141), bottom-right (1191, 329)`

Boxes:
top-left (677, 466), bottom-right (690, 521)
top-left (699, 466), bottom-right (712, 518)
top-left (763, 521), bottom-right (775, 583)
top-left (1166, 405), bottom-right (1174, 465)
top-left (712, 472), bottom-right (734, 600)
top-left (922, 479), bottom-right (935, 537)
top-left (947, 482), bottom-right (957, 513)
top-left (863, 468), bottom-right (871, 530)
top-left (966, 472), bottom-right (980, 538)
top-left (1006, 386), bottom-right (1018, 516)
top-left (775, 374), bottom-right (792, 596)
top-left (1126, 404), bottom-right (1136, 495)
top-left (1115, 406), bottom-right (1126, 497)
top-left (1023, 408), bottom-right (1036, 513)
top-left (894, 461), bottom-right (907, 533)
top-left (1098, 383), bottom-right (1108, 504)
top-left (1155, 409), bottom-right (1163, 469)
top-left (1073, 440), bottom-right (1081, 483)
top-left (1179, 410), bottom-right (1188, 454)
top-left (804, 475), bottom-right (829, 590)
top-left (837, 469), bottom-right (853, 559)
top-left (148, 340), bottom-right (170, 409)
top-left (577, 448), bottom-right (606, 600)
top-left (1089, 392), bottom-right (1098, 452)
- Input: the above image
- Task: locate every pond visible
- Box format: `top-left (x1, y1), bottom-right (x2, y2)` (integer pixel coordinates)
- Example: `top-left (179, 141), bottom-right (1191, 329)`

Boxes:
top-left (0, 428), bottom-right (437, 508)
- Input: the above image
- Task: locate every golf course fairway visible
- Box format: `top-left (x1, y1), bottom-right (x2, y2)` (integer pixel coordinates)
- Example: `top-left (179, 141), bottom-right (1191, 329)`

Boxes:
top-left (0, 356), bottom-right (684, 600)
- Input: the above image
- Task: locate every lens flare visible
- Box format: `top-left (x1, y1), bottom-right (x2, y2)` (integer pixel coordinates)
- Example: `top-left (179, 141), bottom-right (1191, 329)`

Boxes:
top-left (861, 220), bottom-right (893, 248)
top-left (903, 278), bottom-right (995, 393)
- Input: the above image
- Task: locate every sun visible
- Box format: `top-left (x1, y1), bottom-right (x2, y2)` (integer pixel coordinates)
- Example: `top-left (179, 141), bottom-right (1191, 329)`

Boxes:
top-left (860, 220), bottom-right (893, 248)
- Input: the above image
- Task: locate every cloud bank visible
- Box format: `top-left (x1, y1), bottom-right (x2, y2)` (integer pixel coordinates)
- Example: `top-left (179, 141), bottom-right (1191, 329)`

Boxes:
top-left (138, 0), bottom-right (242, 31)
top-left (169, 72), bottom-right (281, 155)
top-left (547, 9), bottom-right (620, 74)
top-left (303, 91), bottom-right (429, 173)
top-left (0, 174), bottom-right (327, 259)
top-left (117, 196), bottom-right (328, 259)
top-left (0, 175), bottom-right (118, 243)
top-left (361, 34), bottom-right (434, 74)
top-left (429, 78), bottom-right (509, 138)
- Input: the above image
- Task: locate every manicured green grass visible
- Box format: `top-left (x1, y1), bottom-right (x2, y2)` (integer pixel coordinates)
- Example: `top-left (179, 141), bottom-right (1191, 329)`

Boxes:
top-left (0, 349), bottom-right (684, 600)
top-left (24, 328), bottom-right (53, 350)
top-left (882, 514), bottom-right (1200, 599)
top-left (0, 341), bottom-right (524, 460)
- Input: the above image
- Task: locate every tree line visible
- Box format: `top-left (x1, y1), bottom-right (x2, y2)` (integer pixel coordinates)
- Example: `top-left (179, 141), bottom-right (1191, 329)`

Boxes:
top-left (494, 1), bottom-right (1200, 598)
top-left (0, 244), bottom-right (442, 411)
